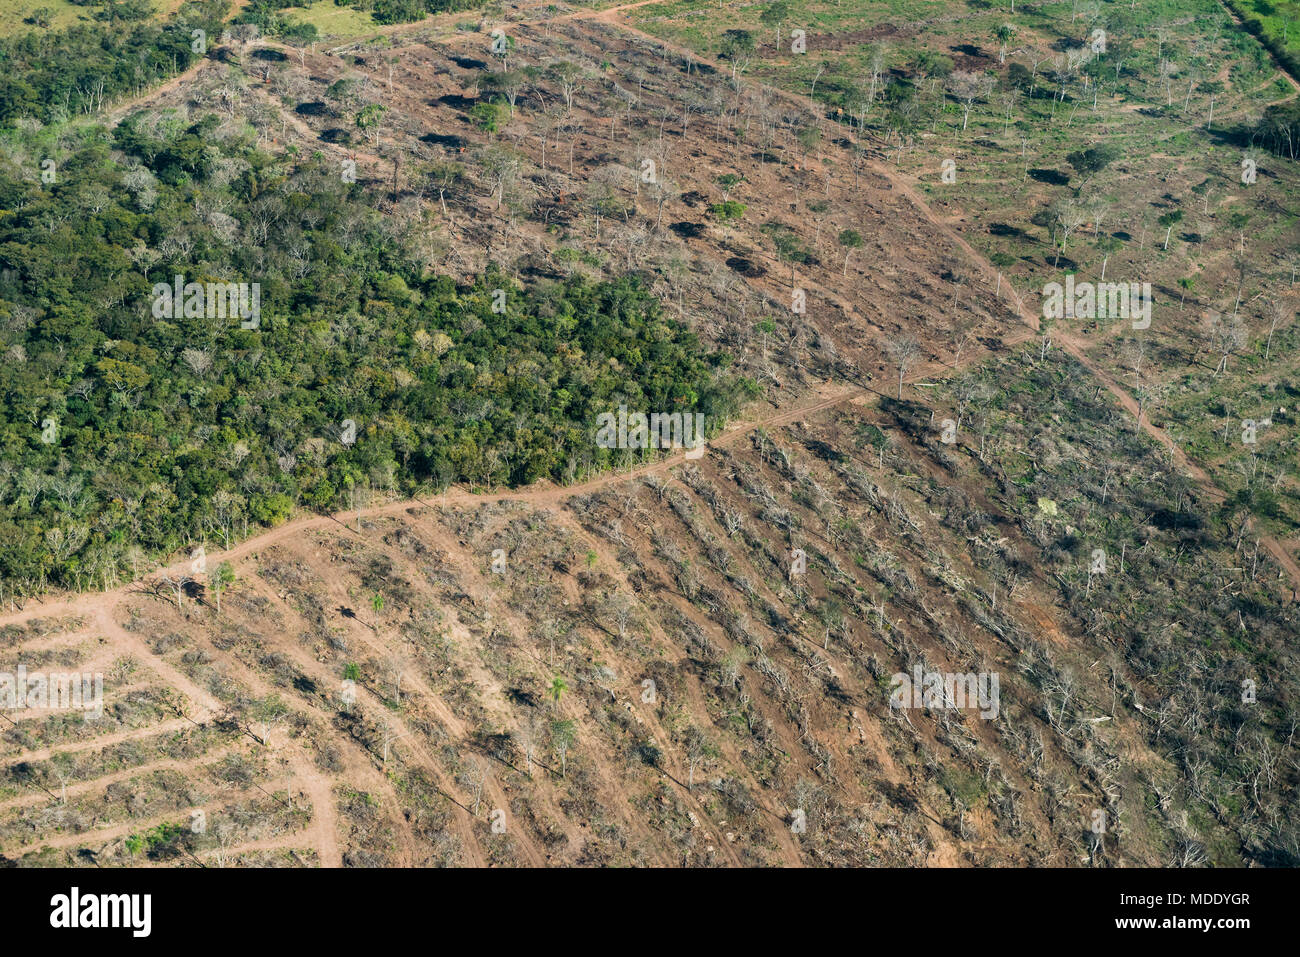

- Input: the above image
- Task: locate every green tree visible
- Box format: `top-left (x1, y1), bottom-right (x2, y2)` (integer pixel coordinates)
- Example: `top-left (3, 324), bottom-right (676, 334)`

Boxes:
top-left (682, 725), bottom-right (718, 789)
top-left (992, 23), bottom-right (1017, 63)
top-left (469, 101), bottom-right (502, 133)
top-left (1158, 209), bottom-right (1184, 250)
top-left (709, 200), bottom-right (747, 221)
top-left (1066, 144), bottom-right (1120, 186)
top-left (209, 561), bottom-right (235, 615)
top-left (1007, 61), bottom-right (1033, 91)
top-left (720, 30), bottom-right (757, 84)
top-left (796, 124), bottom-right (822, 162)
top-left (760, 1), bottom-right (792, 51)
top-left (546, 60), bottom-right (587, 113)
top-left (838, 228), bottom-right (864, 276)
top-left (912, 50), bottom-right (954, 87)
top-left (551, 718), bottom-right (576, 776)
top-left (481, 69), bottom-right (524, 116)
top-left (356, 103), bottom-right (387, 147)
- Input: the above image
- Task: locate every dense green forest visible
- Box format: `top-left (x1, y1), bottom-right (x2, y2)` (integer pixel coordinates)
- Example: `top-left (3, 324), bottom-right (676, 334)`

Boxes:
top-left (0, 102), bottom-right (742, 597)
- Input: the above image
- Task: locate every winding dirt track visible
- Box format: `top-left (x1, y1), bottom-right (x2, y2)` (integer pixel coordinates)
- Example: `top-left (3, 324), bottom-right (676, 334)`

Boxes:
top-left (0, 382), bottom-right (865, 631)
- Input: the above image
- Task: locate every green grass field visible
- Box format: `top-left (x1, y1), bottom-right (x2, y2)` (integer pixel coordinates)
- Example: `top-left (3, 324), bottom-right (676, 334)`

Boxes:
top-left (279, 0), bottom-right (380, 40)
top-left (1228, 0), bottom-right (1300, 56)
top-left (0, 0), bottom-right (177, 37)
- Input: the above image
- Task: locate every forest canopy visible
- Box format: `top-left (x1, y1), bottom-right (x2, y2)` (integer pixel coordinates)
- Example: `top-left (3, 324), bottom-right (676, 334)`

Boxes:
top-left (0, 109), bottom-right (743, 596)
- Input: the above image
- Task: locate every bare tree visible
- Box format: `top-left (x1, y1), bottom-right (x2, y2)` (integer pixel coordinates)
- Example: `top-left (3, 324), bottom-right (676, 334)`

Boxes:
top-left (949, 314), bottom-right (982, 367)
top-left (461, 756), bottom-right (490, 816)
top-left (945, 71), bottom-right (994, 132)
top-left (157, 572), bottom-right (195, 612)
top-left (646, 174), bottom-right (678, 233)
top-left (380, 726), bottom-right (411, 766)
top-left (426, 162), bottom-right (464, 219)
top-left (995, 86), bottom-right (1021, 134)
top-left (546, 60), bottom-right (588, 114)
top-left (516, 714), bottom-right (544, 777)
top-left (1206, 310), bottom-right (1246, 376)
top-left (682, 726), bottom-right (714, 790)
top-left (1051, 198), bottom-right (1089, 267)
top-left (474, 146), bottom-right (521, 210)
top-left (1264, 299), bottom-right (1291, 361)
top-left (885, 335), bottom-right (923, 398)
top-left (606, 591), bottom-right (636, 641)
top-left (384, 653), bottom-right (406, 703)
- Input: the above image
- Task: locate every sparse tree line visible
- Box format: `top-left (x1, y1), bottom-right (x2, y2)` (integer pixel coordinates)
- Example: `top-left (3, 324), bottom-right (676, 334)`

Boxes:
top-left (0, 0), bottom-right (229, 126)
top-left (235, 0), bottom-right (484, 35)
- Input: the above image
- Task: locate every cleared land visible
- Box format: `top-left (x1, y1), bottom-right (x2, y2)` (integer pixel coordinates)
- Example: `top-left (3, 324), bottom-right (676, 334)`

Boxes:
top-left (2, 0), bottom-right (1299, 866)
